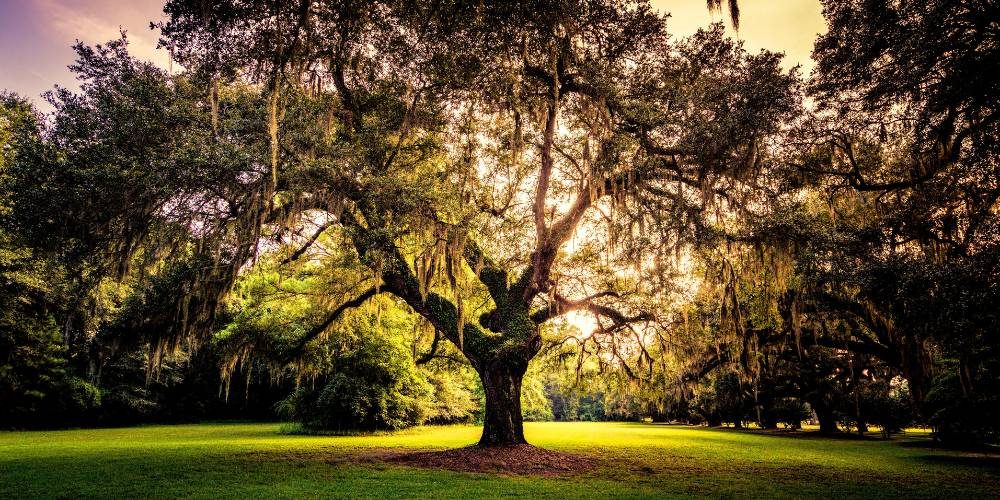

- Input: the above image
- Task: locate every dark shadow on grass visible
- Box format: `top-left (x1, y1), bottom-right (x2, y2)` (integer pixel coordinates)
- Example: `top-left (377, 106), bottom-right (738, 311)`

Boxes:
top-left (899, 439), bottom-right (1000, 453)
top-left (377, 444), bottom-right (598, 477)
top-left (708, 426), bottom-right (884, 441)
top-left (917, 454), bottom-right (1000, 470)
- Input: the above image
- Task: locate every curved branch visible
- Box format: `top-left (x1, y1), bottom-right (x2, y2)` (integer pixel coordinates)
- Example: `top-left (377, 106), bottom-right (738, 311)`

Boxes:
top-left (415, 328), bottom-right (442, 365)
top-left (463, 238), bottom-right (508, 304)
top-left (281, 221), bottom-right (334, 265)
top-left (515, 161), bottom-right (673, 304)
top-left (532, 292), bottom-right (652, 328)
top-left (338, 208), bottom-right (498, 359)
top-left (283, 285), bottom-right (381, 361)
top-left (530, 290), bottom-right (620, 323)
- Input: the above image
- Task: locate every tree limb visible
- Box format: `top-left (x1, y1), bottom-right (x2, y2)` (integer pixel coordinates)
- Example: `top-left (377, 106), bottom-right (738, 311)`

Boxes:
top-left (283, 285), bottom-right (381, 361)
top-left (280, 221), bottom-right (334, 265)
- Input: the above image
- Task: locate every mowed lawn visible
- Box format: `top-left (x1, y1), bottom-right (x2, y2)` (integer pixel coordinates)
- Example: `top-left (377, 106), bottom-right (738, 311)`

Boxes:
top-left (2, 422), bottom-right (998, 499)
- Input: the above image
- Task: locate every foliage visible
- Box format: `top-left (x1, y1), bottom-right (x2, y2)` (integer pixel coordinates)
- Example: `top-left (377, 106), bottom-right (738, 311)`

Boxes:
top-left (761, 398), bottom-right (811, 430)
top-left (665, 0), bottom-right (1000, 445)
top-left (0, 312), bottom-right (98, 428)
top-left (521, 366), bottom-right (555, 422)
top-left (423, 368), bottom-right (478, 425)
top-left (924, 363), bottom-right (1000, 445)
top-left (0, 94), bottom-right (96, 428)
top-left (690, 372), bottom-right (751, 427)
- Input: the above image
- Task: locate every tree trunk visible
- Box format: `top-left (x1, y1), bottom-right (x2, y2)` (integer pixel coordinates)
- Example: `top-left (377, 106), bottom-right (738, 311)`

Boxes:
top-left (476, 361), bottom-right (528, 446)
top-left (816, 408), bottom-right (838, 433)
top-left (805, 392), bottom-right (839, 433)
top-left (856, 420), bottom-right (868, 435)
top-left (761, 417), bottom-right (778, 430)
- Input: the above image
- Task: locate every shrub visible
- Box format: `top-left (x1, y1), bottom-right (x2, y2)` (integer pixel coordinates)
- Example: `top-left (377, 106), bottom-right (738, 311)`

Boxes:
top-left (762, 398), bottom-right (812, 429)
top-left (282, 329), bottom-right (432, 432)
top-left (423, 369), bottom-right (477, 424)
top-left (924, 367), bottom-right (1000, 445)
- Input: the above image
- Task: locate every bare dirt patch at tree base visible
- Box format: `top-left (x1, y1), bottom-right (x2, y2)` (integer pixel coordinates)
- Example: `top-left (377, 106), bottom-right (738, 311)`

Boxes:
top-left (378, 444), bottom-right (598, 477)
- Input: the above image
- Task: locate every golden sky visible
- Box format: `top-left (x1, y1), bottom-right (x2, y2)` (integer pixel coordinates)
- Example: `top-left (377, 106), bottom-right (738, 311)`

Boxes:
top-left (654, 0), bottom-right (826, 73)
top-left (0, 0), bottom-right (826, 106)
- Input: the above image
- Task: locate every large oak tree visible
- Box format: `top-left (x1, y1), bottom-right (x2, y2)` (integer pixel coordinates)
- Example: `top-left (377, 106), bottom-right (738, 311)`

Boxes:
top-left (147, 0), bottom-right (798, 445)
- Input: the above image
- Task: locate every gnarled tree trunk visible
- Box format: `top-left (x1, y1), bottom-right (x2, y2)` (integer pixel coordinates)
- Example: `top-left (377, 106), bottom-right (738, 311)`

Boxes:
top-left (474, 359), bottom-right (529, 446)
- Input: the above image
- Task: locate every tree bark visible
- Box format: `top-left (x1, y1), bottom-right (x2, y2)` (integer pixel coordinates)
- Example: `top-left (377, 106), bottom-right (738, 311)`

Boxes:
top-left (816, 407), bottom-right (839, 433)
top-left (476, 361), bottom-right (528, 446)
top-left (761, 416), bottom-right (779, 430)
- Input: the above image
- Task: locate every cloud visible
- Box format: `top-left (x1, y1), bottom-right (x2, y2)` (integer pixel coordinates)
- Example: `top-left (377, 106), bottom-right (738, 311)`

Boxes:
top-left (32, 0), bottom-right (171, 69)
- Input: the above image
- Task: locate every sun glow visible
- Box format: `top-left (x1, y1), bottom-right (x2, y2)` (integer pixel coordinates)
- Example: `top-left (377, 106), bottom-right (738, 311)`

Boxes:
top-left (563, 310), bottom-right (598, 337)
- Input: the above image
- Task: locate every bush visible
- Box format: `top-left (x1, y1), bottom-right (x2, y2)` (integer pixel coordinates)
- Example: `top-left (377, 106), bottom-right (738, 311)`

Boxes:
top-left (540, 378), bottom-right (612, 422)
top-left (281, 328), bottom-right (432, 432)
top-left (690, 372), bottom-right (753, 427)
top-left (423, 369), bottom-right (477, 424)
top-left (521, 373), bottom-right (554, 421)
top-left (64, 377), bottom-right (102, 414)
top-left (762, 398), bottom-right (812, 429)
top-left (0, 312), bottom-right (74, 428)
top-left (866, 379), bottom-right (914, 435)
top-left (924, 367), bottom-right (1000, 445)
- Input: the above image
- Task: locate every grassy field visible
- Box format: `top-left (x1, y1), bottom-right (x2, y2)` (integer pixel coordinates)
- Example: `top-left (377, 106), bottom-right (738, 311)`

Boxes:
top-left (2, 422), bottom-right (998, 499)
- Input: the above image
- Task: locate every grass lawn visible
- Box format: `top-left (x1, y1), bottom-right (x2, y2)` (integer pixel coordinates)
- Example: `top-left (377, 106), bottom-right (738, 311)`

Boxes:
top-left (2, 422), bottom-right (998, 499)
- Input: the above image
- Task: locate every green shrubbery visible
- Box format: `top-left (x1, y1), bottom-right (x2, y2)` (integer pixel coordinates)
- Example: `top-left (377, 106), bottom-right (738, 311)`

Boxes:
top-left (279, 330), bottom-right (432, 432)
top-left (924, 367), bottom-right (1000, 445)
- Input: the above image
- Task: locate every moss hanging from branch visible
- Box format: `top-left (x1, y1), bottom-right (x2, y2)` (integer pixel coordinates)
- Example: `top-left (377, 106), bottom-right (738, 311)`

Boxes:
top-left (267, 86), bottom-right (281, 210)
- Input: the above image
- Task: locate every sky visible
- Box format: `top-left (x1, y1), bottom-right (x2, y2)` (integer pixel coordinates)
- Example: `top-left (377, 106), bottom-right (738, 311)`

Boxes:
top-left (0, 0), bottom-right (826, 108)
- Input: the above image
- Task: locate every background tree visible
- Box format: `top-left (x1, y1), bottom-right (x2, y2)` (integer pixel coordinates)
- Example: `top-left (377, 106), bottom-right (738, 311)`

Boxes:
top-left (674, 0), bottom-right (999, 443)
top-left (801, 0), bottom-right (998, 440)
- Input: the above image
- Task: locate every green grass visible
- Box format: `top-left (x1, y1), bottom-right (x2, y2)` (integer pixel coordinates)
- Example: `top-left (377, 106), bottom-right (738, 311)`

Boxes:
top-left (1, 422), bottom-right (997, 499)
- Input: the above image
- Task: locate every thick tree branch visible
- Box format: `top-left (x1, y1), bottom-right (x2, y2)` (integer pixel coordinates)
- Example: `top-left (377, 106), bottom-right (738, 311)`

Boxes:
top-left (531, 66), bottom-right (560, 277)
top-left (530, 290), bottom-right (621, 323)
top-left (807, 290), bottom-right (895, 349)
top-left (280, 221), bottom-right (334, 265)
top-left (337, 208), bottom-right (500, 360)
top-left (283, 285), bottom-right (380, 361)
top-left (415, 328), bottom-right (443, 365)
top-left (463, 238), bottom-right (508, 305)
top-left (531, 291), bottom-right (652, 327)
